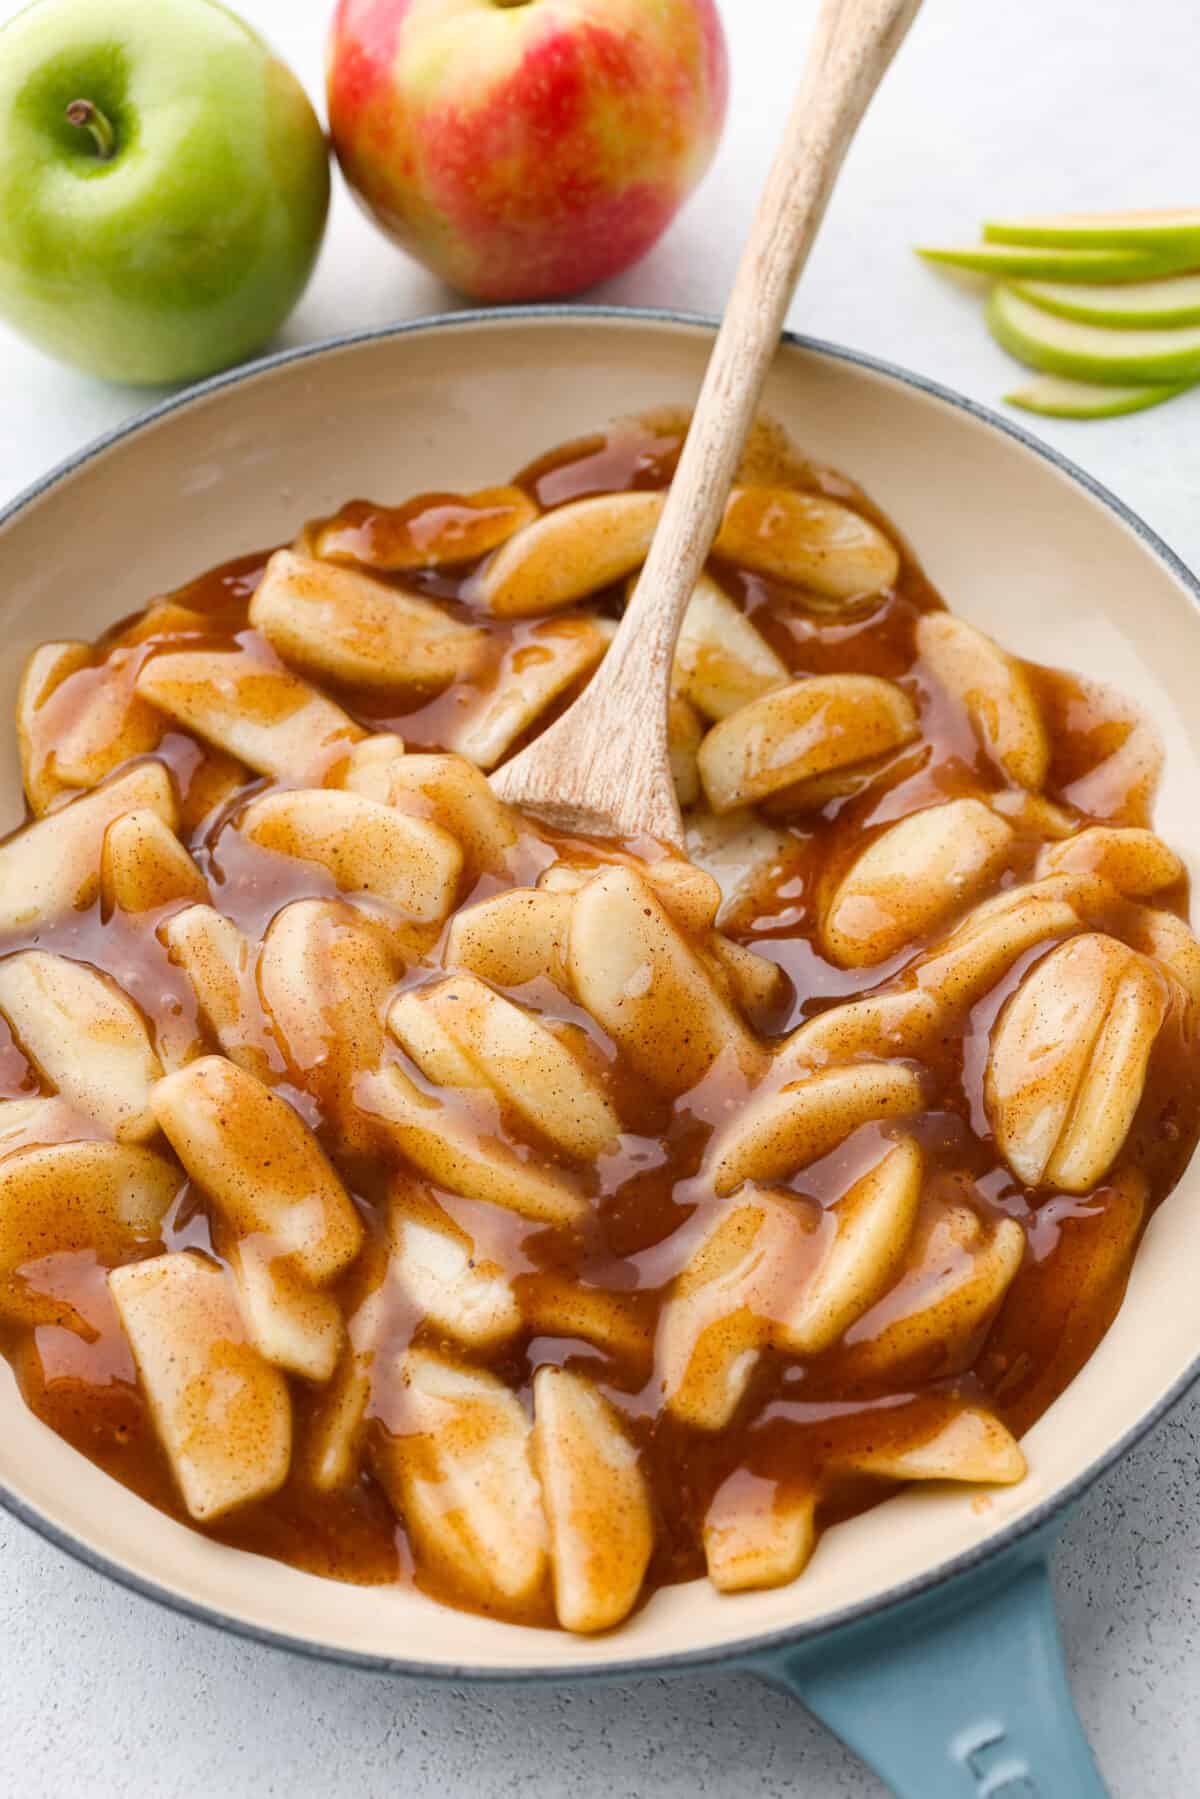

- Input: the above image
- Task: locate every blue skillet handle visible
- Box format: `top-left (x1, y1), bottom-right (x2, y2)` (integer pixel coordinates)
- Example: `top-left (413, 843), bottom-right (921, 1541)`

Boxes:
top-left (754, 1550), bottom-right (1108, 1798)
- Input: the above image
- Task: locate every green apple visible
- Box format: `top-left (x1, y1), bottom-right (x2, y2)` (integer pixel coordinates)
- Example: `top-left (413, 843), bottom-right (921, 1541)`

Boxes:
top-left (1004, 373), bottom-right (1195, 420)
top-left (1010, 273), bottom-right (1200, 329)
top-left (918, 243), bottom-right (1193, 283)
top-left (0, 0), bottom-right (330, 385)
top-left (988, 286), bottom-right (1200, 385)
top-left (984, 209), bottom-right (1200, 260)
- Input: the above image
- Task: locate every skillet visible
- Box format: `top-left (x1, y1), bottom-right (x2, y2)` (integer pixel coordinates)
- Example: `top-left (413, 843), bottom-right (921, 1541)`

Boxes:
top-left (2, 306), bottom-right (1198, 1797)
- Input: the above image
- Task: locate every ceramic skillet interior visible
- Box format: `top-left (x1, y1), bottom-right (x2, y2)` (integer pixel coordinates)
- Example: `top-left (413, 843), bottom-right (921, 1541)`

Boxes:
top-left (0, 309), bottom-right (1198, 1679)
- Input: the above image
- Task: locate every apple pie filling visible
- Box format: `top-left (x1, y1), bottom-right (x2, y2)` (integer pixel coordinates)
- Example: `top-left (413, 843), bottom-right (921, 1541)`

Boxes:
top-left (0, 415), bottom-right (1197, 1632)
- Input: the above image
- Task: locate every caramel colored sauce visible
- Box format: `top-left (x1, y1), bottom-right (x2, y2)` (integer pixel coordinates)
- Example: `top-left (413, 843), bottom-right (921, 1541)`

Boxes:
top-left (2, 414), bottom-right (1197, 1626)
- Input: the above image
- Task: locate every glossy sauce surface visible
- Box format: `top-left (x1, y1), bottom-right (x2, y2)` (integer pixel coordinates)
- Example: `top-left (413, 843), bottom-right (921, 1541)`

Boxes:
top-left (2, 416), bottom-right (1197, 1621)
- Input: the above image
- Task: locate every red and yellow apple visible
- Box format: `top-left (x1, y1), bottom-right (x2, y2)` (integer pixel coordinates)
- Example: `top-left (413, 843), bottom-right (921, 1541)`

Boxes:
top-left (327, 0), bottom-right (728, 301)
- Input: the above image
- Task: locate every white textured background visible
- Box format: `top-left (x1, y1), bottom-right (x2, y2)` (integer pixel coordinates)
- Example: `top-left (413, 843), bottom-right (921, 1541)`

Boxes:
top-left (2, 2), bottom-right (1199, 1794)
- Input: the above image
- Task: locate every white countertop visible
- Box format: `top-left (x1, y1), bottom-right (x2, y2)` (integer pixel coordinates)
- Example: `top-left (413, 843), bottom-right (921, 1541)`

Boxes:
top-left (2, 2), bottom-right (1198, 1794)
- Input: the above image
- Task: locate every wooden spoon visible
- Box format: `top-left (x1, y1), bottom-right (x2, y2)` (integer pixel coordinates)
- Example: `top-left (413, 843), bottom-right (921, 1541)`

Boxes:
top-left (491, 0), bottom-right (923, 847)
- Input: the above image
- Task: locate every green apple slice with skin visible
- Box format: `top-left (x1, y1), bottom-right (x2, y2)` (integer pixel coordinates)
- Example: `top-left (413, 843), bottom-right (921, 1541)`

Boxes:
top-left (984, 209), bottom-right (1200, 260)
top-left (917, 243), bottom-right (1194, 283)
top-left (988, 286), bottom-right (1200, 385)
top-left (1005, 374), bottom-right (1196, 420)
top-left (1011, 273), bottom-right (1200, 328)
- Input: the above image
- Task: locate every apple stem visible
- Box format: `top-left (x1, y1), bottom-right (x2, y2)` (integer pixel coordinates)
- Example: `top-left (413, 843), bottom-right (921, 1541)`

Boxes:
top-left (65, 99), bottom-right (116, 161)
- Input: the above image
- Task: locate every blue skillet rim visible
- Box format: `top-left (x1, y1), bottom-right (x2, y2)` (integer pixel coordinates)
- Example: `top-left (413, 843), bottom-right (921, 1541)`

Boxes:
top-left (1, 303), bottom-right (1198, 1683)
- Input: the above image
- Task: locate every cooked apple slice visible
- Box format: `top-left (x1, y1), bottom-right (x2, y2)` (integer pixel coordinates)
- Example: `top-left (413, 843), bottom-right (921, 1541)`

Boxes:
top-left (983, 208), bottom-right (1200, 258)
top-left (990, 870), bottom-right (1113, 931)
top-left (177, 750), bottom-right (248, 838)
top-left (840, 1404), bottom-right (1025, 1485)
top-left (916, 613), bottom-right (1048, 790)
top-left (303, 1249), bottom-right (390, 1492)
top-left (658, 1189), bottom-right (814, 1429)
top-left (389, 1178), bottom-right (520, 1349)
top-left (1037, 826), bottom-right (1184, 898)
top-left (480, 490), bottom-right (664, 616)
top-left (16, 641), bottom-right (91, 812)
top-left (917, 242), bottom-right (1192, 282)
top-left (314, 486), bottom-right (538, 570)
top-left (533, 1367), bottom-right (653, 1633)
top-left (332, 732), bottom-right (406, 802)
top-left (1004, 374), bottom-right (1194, 419)
top-left (136, 647), bottom-right (364, 780)
top-left (114, 599), bottom-right (212, 647)
top-left (674, 574), bottom-right (788, 721)
top-left (703, 1472), bottom-right (818, 1593)
top-left (110, 1252), bottom-right (291, 1522)
top-left (697, 674), bottom-right (918, 814)
top-left (152, 1057), bottom-right (363, 1283)
top-left (714, 487), bottom-right (900, 599)
top-left (986, 933), bottom-right (1168, 1192)
top-left (389, 975), bottom-right (619, 1161)
top-left (663, 1145), bottom-right (922, 1414)
top-left (1059, 679), bottom-right (1163, 824)
top-left (1012, 272), bottom-right (1200, 329)
top-left (709, 935), bottom-right (790, 1029)
top-left (100, 809), bottom-right (208, 914)
top-left (0, 1141), bottom-right (179, 1322)
top-left (0, 952), bottom-right (162, 1142)
top-left (360, 1064), bottom-right (585, 1225)
top-left (0, 762), bottom-right (176, 935)
top-left (909, 884), bottom-right (1080, 1019)
top-left (989, 789), bottom-right (1079, 839)
top-left (1126, 907), bottom-right (1200, 1008)
top-left (839, 1205), bottom-right (1026, 1386)
top-left (822, 799), bottom-right (1014, 968)
top-left (17, 639), bottom-right (91, 708)
top-left (238, 788), bottom-right (463, 923)
top-left (711, 1063), bottom-right (923, 1196)
top-left (259, 898), bottom-right (401, 1150)
top-left (443, 888), bottom-right (572, 991)
top-left (544, 856), bottom-right (723, 936)
top-left (225, 1238), bottom-right (343, 1383)
top-left (626, 858), bottom-right (723, 935)
top-left (539, 856), bottom-right (722, 937)
top-left (35, 648), bottom-right (166, 796)
top-left (249, 549), bottom-right (486, 694)
top-left (450, 615), bottom-right (613, 770)
top-left (384, 754), bottom-right (520, 879)
top-left (780, 987), bottom-right (941, 1073)
top-left (989, 285), bottom-right (1200, 385)
top-left (685, 807), bottom-right (797, 927)
top-left (668, 690), bottom-right (703, 808)
top-left (520, 1272), bottom-right (653, 1366)
top-left (779, 1140), bottom-right (923, 1354)
top-left (568, 866), bottom-right (761, 1097)
top-left (387, 991), bottom-right (480, 1088)
top-left (161, 905), bottom-right (274, 1079)
top-left (17, 641), bottom-right (168, 811)
top-left (374, 1348), bottom-right (548, 1611)
top-left (0, 1095), bottom-right (92, 1158)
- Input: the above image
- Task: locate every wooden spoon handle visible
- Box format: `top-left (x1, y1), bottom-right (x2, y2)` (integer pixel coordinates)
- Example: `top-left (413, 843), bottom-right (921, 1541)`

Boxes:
top-left (620, 0), bottom-right (924, 678)
top-left (492, 0), bottom-right (923, 844)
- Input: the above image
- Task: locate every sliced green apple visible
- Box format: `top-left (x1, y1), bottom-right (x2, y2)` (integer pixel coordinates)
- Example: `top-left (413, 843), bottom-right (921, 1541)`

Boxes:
top-left (1011, 272), bottom-right (1200, 328)
top-left (918, 243), bottom-right (1191, 283)
top-left (984, 209), bottom-right (1200, 260)
top-left (988, 286), bottom-right (1200, 384)
top-left (1004, 374), bottom-right (1195, 419)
